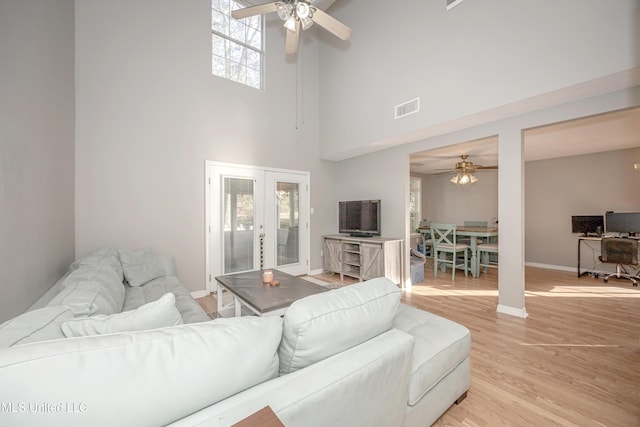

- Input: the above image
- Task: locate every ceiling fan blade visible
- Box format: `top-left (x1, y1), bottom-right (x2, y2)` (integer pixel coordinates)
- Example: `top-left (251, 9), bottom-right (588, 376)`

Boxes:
top-left (231, 2), bottom-right (278, 19)
top-left (311, 8), bottom-right (352, 40)
top-left (285, 21), bottom-right (300, 54)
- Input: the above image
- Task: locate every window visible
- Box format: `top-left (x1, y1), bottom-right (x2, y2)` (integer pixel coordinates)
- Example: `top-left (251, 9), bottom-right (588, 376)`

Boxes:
top-left (409, 177), bottom-right (422, 232)
top-left (212, 0), bottom-right (263, 89)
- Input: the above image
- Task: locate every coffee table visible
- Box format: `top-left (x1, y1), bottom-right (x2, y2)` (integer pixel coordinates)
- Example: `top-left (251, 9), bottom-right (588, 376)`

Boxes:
top-left (215, 269), bottom-right (328, 317)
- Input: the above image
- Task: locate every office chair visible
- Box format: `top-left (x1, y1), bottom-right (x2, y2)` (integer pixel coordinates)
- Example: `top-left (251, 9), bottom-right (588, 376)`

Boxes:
top-left (599, 237), bottom-right (639, 287)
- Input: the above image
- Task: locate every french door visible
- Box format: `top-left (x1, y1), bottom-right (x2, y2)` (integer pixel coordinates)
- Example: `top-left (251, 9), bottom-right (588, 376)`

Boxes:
top-left (206, 162), bottom-right (310, 292)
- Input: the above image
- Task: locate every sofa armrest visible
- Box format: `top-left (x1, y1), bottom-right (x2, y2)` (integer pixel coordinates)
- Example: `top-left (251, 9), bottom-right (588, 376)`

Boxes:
top-left (169, 329), bottom-right (414, 427)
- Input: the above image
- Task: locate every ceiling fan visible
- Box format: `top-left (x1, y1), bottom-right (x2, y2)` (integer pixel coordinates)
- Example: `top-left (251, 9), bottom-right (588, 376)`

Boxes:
top-left (438, 155), bottom-right (498, 185)
top-left (231, 1), bottom-right (352, 54)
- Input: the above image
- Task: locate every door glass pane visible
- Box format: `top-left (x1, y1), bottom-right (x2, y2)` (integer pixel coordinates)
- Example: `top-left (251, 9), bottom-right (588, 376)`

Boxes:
top-left (276, 181), bottom-right (299, 266)
top-left (223, 177), bottom-right (254, 273)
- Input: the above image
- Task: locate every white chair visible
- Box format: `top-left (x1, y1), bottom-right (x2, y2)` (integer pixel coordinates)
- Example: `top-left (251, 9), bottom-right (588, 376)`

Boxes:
top-left (430, 223), bottom-right (469, 280)
top-left (460, 220), bottom-right (488, 246)
top-left (420, 235), bottom-right (434, 266)
top-left (476, 242), bottom-right (499, 274)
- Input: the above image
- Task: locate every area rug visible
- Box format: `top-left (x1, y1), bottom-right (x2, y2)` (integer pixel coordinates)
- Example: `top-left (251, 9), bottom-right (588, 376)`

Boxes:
top-left (301, 275), bottom-right (345, 289)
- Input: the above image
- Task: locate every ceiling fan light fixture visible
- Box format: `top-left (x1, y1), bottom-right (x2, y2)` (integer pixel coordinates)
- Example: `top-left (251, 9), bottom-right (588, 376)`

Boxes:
top-left (284, 15), bottom-right (297, 31)
top-left (300, 16), bottom-right (313, 30)
top-left (276, 2), bottom-right (291, 21)
top-left (296, 2), bottom-right (310, 19)
top-left (450, 171), bottom-right (477, 185)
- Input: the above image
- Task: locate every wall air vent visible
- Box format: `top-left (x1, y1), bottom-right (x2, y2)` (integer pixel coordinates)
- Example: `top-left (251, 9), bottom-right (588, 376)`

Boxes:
top-left (446, 0), bottom-right (466, 10)
top-left (395, 98), bottom-right (420, 119)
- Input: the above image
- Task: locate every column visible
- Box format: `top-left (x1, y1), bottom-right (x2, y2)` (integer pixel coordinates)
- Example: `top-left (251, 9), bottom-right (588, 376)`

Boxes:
top-left (497, 127), bottom-right (528, 318)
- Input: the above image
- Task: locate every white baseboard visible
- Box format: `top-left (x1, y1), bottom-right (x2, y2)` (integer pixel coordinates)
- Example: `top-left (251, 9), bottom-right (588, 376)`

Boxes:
top-left (308, 268), bottom-right (323, 276)
top-left (190, 290), bottom-right (209, 299)
top-left (525, 262), bottom-right (575, 273)
top-left (497, 304), bottom-right (529, 319)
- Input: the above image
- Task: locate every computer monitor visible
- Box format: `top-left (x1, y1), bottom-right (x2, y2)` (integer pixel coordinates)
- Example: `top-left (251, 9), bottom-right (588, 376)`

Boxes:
top-left (605, 212), bottom-right (640, 236)
top-left (571, 215), bottom-right (604, 236)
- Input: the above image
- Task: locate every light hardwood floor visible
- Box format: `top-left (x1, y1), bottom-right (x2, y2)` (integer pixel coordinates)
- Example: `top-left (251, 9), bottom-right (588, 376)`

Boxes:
top-left (405, 264), bottom-right (640, 427)
top-left (199, 265), bottom-right (640, 426)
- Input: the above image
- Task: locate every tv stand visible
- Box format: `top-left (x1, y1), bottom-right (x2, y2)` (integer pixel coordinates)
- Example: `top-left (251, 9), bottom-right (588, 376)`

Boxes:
top-left (322, 234), bottom-right (403, 285)
top-left (349, 232), bottom-right (374, 238)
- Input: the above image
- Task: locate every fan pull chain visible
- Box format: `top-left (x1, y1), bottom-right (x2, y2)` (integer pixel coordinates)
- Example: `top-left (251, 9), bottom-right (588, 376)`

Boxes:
top-left (295, 45), bottom-right (304, 130)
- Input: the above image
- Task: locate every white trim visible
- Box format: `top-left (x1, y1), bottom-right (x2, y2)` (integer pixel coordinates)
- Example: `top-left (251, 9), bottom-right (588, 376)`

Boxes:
top-left (308, 268), bottom-right (323, 276)
top-left (525, 262), bottom-right (576, 273)
top-left (204, 160), bottom-right (311, 293)
top-left (497, 304), bottom-right (528, 319)
top-left (190, 290), bottom-right (209, 299)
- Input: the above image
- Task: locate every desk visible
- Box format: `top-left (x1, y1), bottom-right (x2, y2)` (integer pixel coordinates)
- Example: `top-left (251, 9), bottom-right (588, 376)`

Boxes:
top-left (418, 226), bottom-right (498, 278)
top-left (577, 236), bottom-right (602, 278)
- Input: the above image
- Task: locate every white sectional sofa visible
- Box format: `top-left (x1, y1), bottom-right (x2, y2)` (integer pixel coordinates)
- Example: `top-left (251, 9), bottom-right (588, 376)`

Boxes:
top-left (0, 249), bottom-right (471, 427)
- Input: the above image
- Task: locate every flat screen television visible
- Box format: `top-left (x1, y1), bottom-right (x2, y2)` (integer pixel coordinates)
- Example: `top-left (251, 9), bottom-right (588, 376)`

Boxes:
top-left (605, 212), bottom-right (640, 236)
top-left (571, 215), bottom-right (604, 236)
top-left (339, 200), bottom-right (381, 237)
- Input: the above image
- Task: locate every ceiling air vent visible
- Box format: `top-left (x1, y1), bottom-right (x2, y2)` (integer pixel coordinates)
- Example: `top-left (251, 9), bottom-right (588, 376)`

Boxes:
top-left (395, 98), bottom-right (420, 119)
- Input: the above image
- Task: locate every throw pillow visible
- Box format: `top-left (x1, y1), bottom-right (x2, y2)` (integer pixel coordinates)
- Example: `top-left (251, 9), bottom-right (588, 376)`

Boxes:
top-left (118, 248), bottom-right (166, 287)
top-left (0, 306), bottom-right (74, 347)
top-left (61, 293), bottom-right (183, 337)
top-left (69, 247), bottom-right (124, 280)
top-left (278, 277), bottom-right (401, 375)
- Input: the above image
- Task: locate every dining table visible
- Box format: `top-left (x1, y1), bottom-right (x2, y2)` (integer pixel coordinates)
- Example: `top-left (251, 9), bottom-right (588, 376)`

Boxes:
top-left (417, 225), bottom-right (499, 278)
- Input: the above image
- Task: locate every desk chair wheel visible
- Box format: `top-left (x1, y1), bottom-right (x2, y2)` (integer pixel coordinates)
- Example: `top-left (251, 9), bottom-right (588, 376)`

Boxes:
top-left (603, 275), bottom-right (638, 286)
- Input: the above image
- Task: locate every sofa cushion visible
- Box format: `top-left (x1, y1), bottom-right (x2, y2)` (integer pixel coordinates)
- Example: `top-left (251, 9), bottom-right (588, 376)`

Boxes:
top-left (393, 303), bottom-right (471, 406)
top-left (69, 247), bottom-right (123, 280)
top-left (46, 280), bottom-right (120, 316)
top-left (0, 306), bottom-right (74, 347)
top-left (0, 317), bottom-right (282, 427)
top-left (118, 248), bottom-right (166, 287)
top-left (123, 275), bottom-right (210, 324)
top-left (278, 277), bottom-right (401, 375)
top-left (61, 264), bottom-right (125, 312)
top-left (61, 293), bottom-right (183, 337)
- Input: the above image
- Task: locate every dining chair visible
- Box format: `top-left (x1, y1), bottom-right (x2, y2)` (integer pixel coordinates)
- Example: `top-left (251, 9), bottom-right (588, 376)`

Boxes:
top-left (460, 220), bottom-right (488, 246)
top-left (421, 235), bottom-right (434, 265)
top-left (464, 220), bottom-right (488, 227)
top-left (477, 242), bottom-right (499, 274)
top-left (429, 223), bottom-right (469, 279)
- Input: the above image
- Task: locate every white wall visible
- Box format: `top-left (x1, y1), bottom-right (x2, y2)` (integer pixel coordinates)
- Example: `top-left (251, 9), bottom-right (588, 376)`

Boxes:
top-left (333, 149), bottom-right (408, 242)
top-left (0, 0), bottom-right (76, 322)
top-left (75, 0), bottom-right (336, 292)
top-left (525, 148), bottom-right (640, 270)
top-left (320, 0), bottom-right (639, 160)
top-left (422, 171), bottom-right (498, 226)
top-left (332, 87), bottom-right (640, 315)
